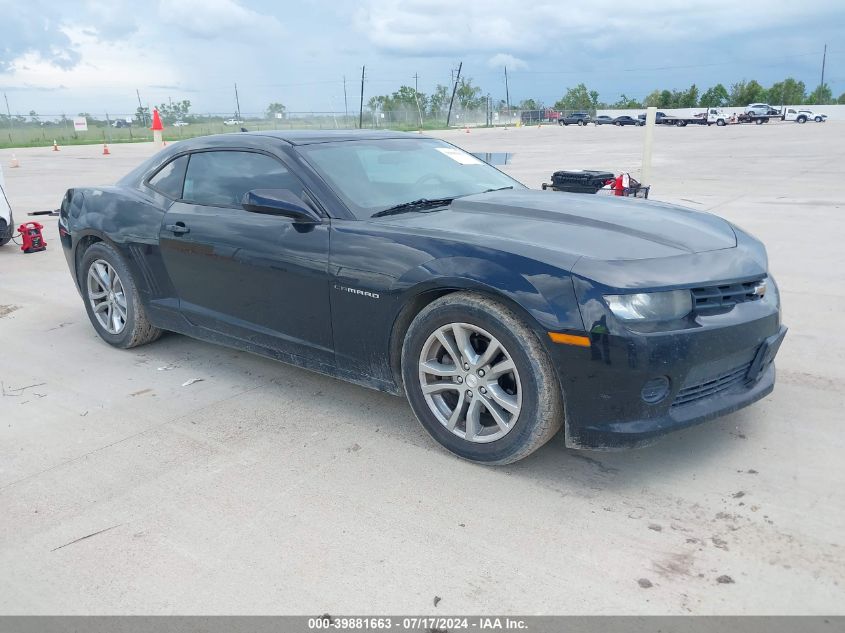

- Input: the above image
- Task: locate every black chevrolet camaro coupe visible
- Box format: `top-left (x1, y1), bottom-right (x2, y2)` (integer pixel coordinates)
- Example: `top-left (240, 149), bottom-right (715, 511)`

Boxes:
top-left (59, 131), bottom-right (786, 464)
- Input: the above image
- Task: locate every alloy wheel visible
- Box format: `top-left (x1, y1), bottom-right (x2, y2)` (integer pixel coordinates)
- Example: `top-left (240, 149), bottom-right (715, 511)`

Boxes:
top-left (87, 259), bottom-right (128, 334)
top-left (418, 322), bottom-right (522, 443)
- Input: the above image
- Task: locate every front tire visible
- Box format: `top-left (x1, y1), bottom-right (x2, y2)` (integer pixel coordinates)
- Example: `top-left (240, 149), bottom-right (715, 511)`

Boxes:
top-left (0, 211), bottom-right (13, 247)
top-left (401, 292), bottom-right (563, 464)
top-left (80, 242), bottom-right (162, 349)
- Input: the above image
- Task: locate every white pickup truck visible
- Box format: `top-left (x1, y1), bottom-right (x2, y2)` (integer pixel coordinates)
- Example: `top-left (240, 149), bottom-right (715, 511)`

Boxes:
top-left (782, 108), bottom-right (827, 123)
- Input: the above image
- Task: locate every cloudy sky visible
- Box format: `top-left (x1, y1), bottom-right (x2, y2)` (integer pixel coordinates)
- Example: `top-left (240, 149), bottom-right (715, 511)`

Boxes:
top-left (0, 0), bottom-right (843, 117)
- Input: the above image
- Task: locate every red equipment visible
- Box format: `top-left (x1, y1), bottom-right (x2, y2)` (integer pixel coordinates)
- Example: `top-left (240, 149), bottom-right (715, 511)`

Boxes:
top-left (19, 221), bottom-right (47, 253)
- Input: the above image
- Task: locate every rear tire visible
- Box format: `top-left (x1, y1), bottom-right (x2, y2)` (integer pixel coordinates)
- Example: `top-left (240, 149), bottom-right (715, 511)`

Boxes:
top-left (797, 116), bottom-right (807, 124)
top-left (79, 242), bottom-right (162, 349)
top-left (401, 292), bottom-right (564, 465)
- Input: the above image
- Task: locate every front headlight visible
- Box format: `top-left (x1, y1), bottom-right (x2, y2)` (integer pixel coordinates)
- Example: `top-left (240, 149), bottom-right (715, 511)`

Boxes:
top-left (761, 276), bottom-right (780, 310)
top-left (604, 290), bottom-right (692, 322)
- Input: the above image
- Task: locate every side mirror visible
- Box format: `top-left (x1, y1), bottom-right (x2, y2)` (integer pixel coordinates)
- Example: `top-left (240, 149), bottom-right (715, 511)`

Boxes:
top-left (241, 189), bottom-right (321, 223)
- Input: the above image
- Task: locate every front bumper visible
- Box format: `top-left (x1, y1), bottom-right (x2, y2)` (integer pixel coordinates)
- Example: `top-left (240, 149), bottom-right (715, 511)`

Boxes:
top-left (549, 305), bottom-right (785, 450)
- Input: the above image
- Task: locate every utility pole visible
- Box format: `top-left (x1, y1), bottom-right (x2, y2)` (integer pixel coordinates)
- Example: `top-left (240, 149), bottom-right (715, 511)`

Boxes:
top-left (504, 66), bottom-right (511, 117)
top-left (818, 44), bottom-right (827, 103)
top-left (343, 76), bottom-right (349, 126)
top-left (446, 61), bottom-right (462, 127)
top-left (234, 83), bottom-right (241, 119)
top-left (136, 89), bottom-right (147, 126)
top-left (412, 73), bottom-right (424, 129)
top-left (359, 66), bottom-right (365, 129)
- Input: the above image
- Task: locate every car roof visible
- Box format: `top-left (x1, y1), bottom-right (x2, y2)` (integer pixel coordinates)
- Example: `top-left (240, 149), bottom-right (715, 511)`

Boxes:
top-left (247, 129), bottom-right (422, 146)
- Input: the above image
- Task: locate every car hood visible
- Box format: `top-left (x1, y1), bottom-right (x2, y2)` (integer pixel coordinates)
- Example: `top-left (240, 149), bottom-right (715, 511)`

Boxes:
top-left (377, 189), bottom-right (736, 262)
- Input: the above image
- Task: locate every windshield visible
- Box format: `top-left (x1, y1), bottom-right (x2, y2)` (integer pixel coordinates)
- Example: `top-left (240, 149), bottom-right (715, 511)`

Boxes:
top-left (296, 138), bottom-right (524, 219)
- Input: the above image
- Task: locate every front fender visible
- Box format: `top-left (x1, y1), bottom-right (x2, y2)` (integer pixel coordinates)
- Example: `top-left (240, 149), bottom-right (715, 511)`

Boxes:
top-left (395, 255), bottom-right (584, 335)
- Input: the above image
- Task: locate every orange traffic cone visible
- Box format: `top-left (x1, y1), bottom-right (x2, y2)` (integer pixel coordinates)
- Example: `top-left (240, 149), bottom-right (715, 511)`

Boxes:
top-left (102, 143), bottom-right (110, 155)
top-left (52, 140), bottom-right (60, 151)
top-left (9, 153), bottom-right (20, 168)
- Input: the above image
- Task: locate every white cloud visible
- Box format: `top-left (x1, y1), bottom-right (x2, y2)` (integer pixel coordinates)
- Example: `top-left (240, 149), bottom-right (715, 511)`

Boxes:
top-left (487, 54), bottom-right (527, 71)
top-left (2, 27), bottom-right (179, 114)
top-left (157, 0), bottom-right (283, 39)
top-left (356, 0), bottom-right (844, 56)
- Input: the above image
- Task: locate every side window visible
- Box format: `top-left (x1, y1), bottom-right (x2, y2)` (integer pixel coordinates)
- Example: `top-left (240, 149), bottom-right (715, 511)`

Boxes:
top-left (148, 155), bottom-right (188, 199)
top-left (182, 151), bottom-right (301, 207)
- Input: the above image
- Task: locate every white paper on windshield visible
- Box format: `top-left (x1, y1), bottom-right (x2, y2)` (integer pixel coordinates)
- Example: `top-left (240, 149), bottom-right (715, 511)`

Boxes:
top-left (435, 147), bottom-right (483, 165)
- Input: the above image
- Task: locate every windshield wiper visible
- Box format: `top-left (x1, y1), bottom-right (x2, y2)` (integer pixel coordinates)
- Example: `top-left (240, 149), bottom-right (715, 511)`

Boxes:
top-left (371, 197), bottom-right (454, 218)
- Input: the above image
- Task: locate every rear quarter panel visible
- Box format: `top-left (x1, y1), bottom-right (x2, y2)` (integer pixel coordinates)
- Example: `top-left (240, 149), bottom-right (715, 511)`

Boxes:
top-left (62, 185), bottom-right (176, 305)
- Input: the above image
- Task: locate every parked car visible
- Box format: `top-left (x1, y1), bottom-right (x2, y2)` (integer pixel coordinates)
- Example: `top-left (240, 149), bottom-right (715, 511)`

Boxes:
top-left (58, 130), bottom-right (786, 464)
top-left (593, 115), bottom-right (614, 126)
top-left (112, 119), bottom-right (131, 128)
top-left (558, 112), bottom-right (592, 126)
top-left (613, 115), bottom-right (643, 126)
top-left (173, 120), bottom-right (189, 127)
top-left (0, 163), bottom-right (13, 247)
top-left (223, 118), bottom-right (244, 126)
top-left (746, 103), bottom-right (780, 116)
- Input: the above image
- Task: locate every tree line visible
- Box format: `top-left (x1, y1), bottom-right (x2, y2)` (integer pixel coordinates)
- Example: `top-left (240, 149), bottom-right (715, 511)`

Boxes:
top-left (552, 78), bottom-right (840, 111)
top-left (363, 77), bottom-right (843, 116)
top-left (4, 75), bottom-right (841, 129)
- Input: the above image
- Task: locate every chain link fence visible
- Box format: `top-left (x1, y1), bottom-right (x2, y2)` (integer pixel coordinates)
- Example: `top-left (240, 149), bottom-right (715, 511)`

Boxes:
top-left (0, 108), bottom-right (532, 149)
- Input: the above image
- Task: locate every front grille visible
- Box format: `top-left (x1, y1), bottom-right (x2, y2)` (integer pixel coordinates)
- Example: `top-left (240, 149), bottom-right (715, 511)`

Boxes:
top-left (691, 278), bottom-right (764, 313)
top-left (671, 363), bottom-right (751, 407)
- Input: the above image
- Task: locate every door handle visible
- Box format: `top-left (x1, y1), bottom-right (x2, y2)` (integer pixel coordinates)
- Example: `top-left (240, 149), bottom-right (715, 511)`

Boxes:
top-left (166, 222), bottom-right (190, 235)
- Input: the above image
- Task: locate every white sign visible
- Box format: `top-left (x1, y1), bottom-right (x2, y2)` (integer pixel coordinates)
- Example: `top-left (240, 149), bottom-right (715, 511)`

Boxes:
top-left (435, 147), bottom-right (483, 165)
top-left (73, 117), bottom-right (88, 132)
top-left (275, 112), bottom-right (283, 119)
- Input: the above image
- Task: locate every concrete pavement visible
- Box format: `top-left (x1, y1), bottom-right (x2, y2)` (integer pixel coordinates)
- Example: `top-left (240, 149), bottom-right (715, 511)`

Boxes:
top-left (0, 122), bottom-right (843, 614)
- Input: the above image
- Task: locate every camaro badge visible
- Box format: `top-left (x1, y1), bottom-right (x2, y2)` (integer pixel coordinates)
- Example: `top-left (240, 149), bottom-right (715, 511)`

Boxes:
top-left (334, 284), bottom-right (380, 299)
